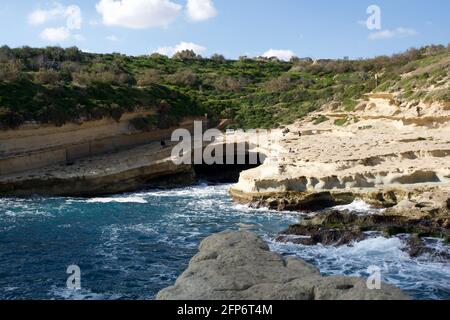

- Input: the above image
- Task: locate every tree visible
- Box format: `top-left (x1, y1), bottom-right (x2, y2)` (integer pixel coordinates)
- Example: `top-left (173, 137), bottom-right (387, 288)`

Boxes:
top-left (0, 46), bottom-right (12, 63)
top-left (173, 50), bottom-right (202, 60)
top-left (210, 54), bottom-right (226, 62)
top-left (64, 47), bottom-right (82, 61)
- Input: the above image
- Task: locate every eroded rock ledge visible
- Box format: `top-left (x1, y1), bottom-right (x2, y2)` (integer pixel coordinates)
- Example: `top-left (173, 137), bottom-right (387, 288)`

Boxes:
top-left (156, 231), bottom-right (408, 300)
top-left (230, 97), bottom-right (450, 242)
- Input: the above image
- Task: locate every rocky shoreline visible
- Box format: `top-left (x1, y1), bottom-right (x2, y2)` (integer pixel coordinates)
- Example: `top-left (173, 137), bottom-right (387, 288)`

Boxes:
top-left (230, 95), bottom-right (450, 247)
top-left (276, 209), bottom-right (449, 259)
top-left (157, 231), bottom-right (409, 300)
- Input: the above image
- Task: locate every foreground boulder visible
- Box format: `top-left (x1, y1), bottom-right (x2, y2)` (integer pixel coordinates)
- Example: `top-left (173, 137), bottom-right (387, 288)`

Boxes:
top-left (156, 231), bottom-right (408, 300)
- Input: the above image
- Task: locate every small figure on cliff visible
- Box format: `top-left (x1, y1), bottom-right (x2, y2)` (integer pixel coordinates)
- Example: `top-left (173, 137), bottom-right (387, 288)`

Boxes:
top-left (416, 106), bottom-right (423, 117)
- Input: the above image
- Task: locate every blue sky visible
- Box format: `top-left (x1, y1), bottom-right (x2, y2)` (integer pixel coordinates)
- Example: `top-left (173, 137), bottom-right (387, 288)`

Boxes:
top-left (0, 0), bottom-right (449, 59)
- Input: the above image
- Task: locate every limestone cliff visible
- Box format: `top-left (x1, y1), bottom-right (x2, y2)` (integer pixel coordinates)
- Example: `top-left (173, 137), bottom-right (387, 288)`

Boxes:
top-left (230, 95), bottom-right (450, 222)
top-left (0, 114), bottom-right (205, 196)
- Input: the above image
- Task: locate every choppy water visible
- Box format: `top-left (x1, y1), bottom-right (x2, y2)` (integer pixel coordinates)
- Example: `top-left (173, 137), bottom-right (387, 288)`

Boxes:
top-left (0, 184), bottom-right (449, 300)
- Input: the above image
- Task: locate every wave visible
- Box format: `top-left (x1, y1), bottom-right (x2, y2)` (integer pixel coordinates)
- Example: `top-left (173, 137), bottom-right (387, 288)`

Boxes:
top-left (332, 199), bottom-right (383, 214)
top-left (267, 235), bottom-right (450, 300)
top-left (86, 196), bottom-right (148, 204)
top-left (49, 286), bottom-right (123, 300)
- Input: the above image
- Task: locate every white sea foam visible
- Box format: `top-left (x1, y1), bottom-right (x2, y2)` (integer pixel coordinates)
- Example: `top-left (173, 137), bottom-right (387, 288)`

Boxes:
top-left (267, 235), bottom-right (450, 299)
top-left (138, 183), bottom-right (230, 198)
top-left (86, 196), bottom-right (148, 204)
top-left (49, 287), bottom-right (123, 300)
top-left (332, 199), bottom-right (383, 214)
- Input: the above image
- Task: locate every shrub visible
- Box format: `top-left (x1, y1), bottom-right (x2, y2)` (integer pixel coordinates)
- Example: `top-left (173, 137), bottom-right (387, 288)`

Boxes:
top-left (0, 61), bottom-right (23, 82)
top-left (209, 76), bottom-right (246, 93)
top-left (334, 118), bottom-right (348, 126)
top-left (313, 115), bottom-right (329, 125)
top-left (0, 46), bottom-right (13, 63)
top-left (110, 104), bottom-right (124, 122)
top-left (173, 50), bottom-right (202, 61)
top-left (210, 54), bottom-right (226, 62)
top-left (265, 75), bottom-right (294, 92)
top-left (130, 116), bottom-right (158, 131)
top-left (137, 69), bottom-right (161, 86)
top-left (0, 107), bottom-right (24, 129)
top-left (167, 69), bottom-right (199, 87)
top-left (34, 69), bottom-right (61, 85)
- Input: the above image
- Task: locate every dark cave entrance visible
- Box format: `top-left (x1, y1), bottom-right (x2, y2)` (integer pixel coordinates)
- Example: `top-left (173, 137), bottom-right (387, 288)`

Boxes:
top-left (194, 148), bottom-right (264, 183)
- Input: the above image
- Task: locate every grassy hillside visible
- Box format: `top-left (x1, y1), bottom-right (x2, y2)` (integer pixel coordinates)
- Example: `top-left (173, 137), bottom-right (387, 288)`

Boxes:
top-left (0, 44), bottom-right (449, 130)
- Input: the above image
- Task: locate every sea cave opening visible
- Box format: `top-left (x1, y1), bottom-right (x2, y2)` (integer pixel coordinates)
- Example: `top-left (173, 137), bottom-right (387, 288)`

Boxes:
top-left (194, 144), bottom-right (264, 183)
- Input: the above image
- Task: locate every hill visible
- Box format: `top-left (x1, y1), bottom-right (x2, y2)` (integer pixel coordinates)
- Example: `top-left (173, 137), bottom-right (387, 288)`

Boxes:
top-left (0, 44), bottom-right (449, 130)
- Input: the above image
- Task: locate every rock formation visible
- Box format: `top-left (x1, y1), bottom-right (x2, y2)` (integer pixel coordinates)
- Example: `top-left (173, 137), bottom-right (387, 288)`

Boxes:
top-left (157, 231), bottom-right (409, 300)
top-left (230, 95), bottom-right (450, 226)
top-left (0, 114), bottom-right (206, 196)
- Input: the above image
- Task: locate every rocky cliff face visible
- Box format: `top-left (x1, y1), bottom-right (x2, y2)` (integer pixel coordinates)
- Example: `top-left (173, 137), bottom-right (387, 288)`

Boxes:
top-left (230, 96), bottom-right (450, 219)
top-left (0, 141), bottom-right (196, 197)
top-left (157, 231), bottom-right (408, 300)
top-left (0, 114), bottom-right (207, 196)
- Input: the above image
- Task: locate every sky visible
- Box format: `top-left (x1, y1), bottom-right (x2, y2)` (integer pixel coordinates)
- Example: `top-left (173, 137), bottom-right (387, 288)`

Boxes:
top-left (0, 0), bottom-right (449, 60)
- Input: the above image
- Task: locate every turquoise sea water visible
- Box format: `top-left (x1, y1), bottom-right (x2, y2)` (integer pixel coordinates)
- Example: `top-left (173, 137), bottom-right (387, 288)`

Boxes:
top-left (0, 183), bottom-right (449, 300)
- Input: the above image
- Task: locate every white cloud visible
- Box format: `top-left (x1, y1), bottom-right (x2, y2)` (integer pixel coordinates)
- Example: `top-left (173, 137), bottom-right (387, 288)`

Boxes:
top-left (28, 3), bottom-right (82, 30)
top-left (96, 0), bottom-right (182, 29)
top-left (262, 49), bottom-right (295, 61)
top-left (40, 27), bottom-right (71, 42)
top-left (368, 27), bottom-right (417, 40)
top-left (106, 35), bottom-right (120, 41)
top-left (155, 41), bottom-right (207, 56)
top-left (186, 0), bottom-right (217, 22)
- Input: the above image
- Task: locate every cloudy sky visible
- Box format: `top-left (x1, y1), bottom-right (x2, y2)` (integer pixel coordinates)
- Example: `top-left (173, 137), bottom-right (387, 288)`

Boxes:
top-left (0, 0), bottom-right (449, 60)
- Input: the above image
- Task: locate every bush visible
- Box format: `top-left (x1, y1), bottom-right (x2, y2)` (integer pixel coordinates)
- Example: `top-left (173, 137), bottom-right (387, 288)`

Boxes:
top-left (0, 46), bottom-right (12, 63)
top-left (34, 69), bottom-right (61, 85)
top-left (209, 76), bottom-right (245, 93)
top-left (334, 118), bottom-right (348, 126)
top-left (173, 50), bottom-right (202, 61)
top-left (0, 107), bottom-right (24, 129)
top-left (72, 70), bottom-right (134, 86)
top-left (0, 61), bottom-right (23, 82)
top-left (167, 69), bottom-right (199, 87)
top-left (137, 69), bottom-right (161, 86)
top-left (210, 54), bottom-right (226, 62)
top-left (313, 115), bottom-right (329, 125)
top-left (130, 116), bottom-right (158, 131)
top-left (265, 75), bottom-right (296, 93)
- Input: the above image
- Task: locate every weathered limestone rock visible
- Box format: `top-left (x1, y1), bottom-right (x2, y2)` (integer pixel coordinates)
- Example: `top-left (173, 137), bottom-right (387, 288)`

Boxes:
top-left (156, 231), bottom-right (409, 300)
top-left (0, 143), bottom-right (196, 197)
top-left (276, 210), bottom-right (450, 255)
top-left (229, 98), bottom-right (450, 246)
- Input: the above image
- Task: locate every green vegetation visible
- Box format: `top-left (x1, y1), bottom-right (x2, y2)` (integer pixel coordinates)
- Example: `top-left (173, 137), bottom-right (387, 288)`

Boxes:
top-left (313, 115), bottom-right (329, 125)
top-left (0, 44), bottom-right (449, 130)
top-left (334, 118), bottom-right (348, 126)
